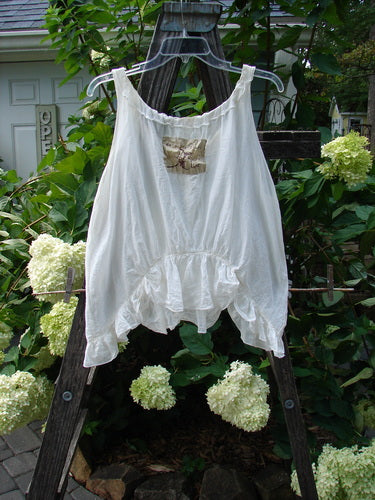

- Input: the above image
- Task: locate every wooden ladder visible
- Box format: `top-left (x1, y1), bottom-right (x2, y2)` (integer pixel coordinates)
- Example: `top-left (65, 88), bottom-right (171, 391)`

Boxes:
top-left (27, 3), bottom-right (320, 499)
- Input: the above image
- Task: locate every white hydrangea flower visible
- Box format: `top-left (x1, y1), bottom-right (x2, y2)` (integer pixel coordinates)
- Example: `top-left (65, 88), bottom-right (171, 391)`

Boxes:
top-left (206, 361), bottom-right (270, 432)
top-left (130, 365), bottom-right (176, 410)
top-left (318, 131), bottom-right (373, 186)
top-left (90, 48), bottom-right (111, 68)
top-left (40, 297), bottom-right (78, 357)
top-left (28, 234), bottom-right (85, 303)
top-left (0, 371), bottom-right (54, 435)
top-left (291, 441), bottom-right (375, 499)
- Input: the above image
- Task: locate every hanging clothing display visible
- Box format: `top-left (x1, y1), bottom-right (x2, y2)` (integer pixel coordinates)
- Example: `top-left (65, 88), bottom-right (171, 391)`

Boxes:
top-left (83, 65), bottom-right (288, 368)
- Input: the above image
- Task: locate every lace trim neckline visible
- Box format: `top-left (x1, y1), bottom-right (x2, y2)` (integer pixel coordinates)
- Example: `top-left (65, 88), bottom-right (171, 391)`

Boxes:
top-left (113, 65), bottom-right (255, 127)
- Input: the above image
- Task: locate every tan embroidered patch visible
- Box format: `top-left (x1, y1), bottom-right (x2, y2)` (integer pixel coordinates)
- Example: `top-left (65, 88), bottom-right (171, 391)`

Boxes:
top-left (162, 136), bottom-right (206, 174)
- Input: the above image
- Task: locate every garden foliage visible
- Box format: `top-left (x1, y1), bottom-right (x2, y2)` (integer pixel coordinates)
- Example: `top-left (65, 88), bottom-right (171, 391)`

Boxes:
top-left (0, 1), bottom-right (375, 494)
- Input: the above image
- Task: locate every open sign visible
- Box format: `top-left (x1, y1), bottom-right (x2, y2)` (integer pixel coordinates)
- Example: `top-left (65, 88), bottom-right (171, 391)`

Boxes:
top-left (36, 105), bottom-right (58, 163)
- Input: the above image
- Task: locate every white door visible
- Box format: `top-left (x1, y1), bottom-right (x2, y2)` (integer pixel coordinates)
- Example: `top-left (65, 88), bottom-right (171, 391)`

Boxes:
top-left (0, 61), bottom-right (91, 179)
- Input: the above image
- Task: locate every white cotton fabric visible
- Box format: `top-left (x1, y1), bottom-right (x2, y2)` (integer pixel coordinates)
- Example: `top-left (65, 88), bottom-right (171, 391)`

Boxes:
top-left (84, 65), bottom-right (288, 367)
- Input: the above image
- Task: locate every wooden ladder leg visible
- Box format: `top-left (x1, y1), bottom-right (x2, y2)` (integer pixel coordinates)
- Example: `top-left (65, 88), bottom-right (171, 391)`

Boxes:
top-left (27, 292), bottom-right (96, 499)
top-left (268, 336), bottom-right (318, 500)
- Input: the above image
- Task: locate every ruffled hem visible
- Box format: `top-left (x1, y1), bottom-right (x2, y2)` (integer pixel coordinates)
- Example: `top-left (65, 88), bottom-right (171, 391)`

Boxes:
top-left (84, 252), bottom-right (286, 367)
top-left (113, 65), bottom-right (255, 128)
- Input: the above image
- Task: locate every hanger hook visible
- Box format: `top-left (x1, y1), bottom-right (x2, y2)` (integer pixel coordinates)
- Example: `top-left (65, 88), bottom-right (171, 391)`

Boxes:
top-left (180, 0), bottom-right (187, 37)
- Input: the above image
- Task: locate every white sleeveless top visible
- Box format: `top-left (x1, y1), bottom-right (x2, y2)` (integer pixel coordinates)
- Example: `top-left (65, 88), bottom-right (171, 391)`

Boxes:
top-left (83, 65), bottom-right (288, 367)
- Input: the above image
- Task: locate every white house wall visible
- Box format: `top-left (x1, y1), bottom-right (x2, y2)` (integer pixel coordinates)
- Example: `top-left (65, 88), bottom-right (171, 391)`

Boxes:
top-left (0, 61), bottom-right (92, 179)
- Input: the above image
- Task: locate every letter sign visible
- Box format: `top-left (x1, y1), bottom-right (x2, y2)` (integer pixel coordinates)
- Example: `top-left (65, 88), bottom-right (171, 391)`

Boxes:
top-left (35, 105), bottom-right (58, 164)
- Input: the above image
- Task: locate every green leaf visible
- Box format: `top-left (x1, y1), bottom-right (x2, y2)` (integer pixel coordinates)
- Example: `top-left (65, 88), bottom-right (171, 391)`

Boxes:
top-left (0, 239), bottom-right (29, 250)
top-left (179, 324), bottom-right (213, 355)
top-left (331, 182), bottom-right (345, 201)
top-left (56, 149), bottom-right (87, 174)
top-left (291, 61), bottom-right (305, 90)
top-left (293, 367), bottom-right (316, 377)
top-left (296, 102), bottom-right (315, 129)
top-left (257, 31), bottom-right (275, 51)
top-left (91, 122), bottom-right (113, 147)
top-left (276, 25), bottom-right (304, 50)
top-left (367, 209), bottom-right (375, 229)
top-left (75, 179), bottom-right (97, 207)
top-left (303, 173), bottom-right (325, 197)
top-left (341, 367), bottom-right (373, 388)
top-left (170, 349), bottom-right (202, 369)
top-left (171, 361), bottom-right (226, 387)
top-left (318, 126), bottom-right (332, 145)
top-left (310, 53), bottom-right (341, 75)
top-left (344, 278), bottom-right (361, 286)
top-left (37, 147), bottom-right (56, 171)
top-left (87, 10), bottom-right (115, 24)
top-left (355, 205), bottom-right (375, 221)
top-left (322, 291), bottom-right (344, 307)
top-left (1, 364), bottom-right (16, 375)
top-left (356, 297), bottom-right (375, 307)
top-left (332, 224), bottom-right (366, 244)
top-left (349, 261), bottom-right (367, 280)
top-left (48, 172), bottom-right (79, 193)
top-left (4, 346), bottom-right (20, 363)
top-left (49, 202), bottom-right (69, 223)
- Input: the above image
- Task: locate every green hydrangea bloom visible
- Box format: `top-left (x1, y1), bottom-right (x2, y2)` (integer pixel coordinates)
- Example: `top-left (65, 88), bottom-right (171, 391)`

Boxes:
top-left (0, 323), bottom-right (13, 367)
top-left (356, 399), bottom-right (375, 429)
top-left (130, 365), bottom-right (176, 410)
top-left (40, 297), bottom-right (78, 357)
top-left (318, 131), bottom-right (373, 186)
top-left (33, 345), bottom-right (56, 372)
top-left (0, 322), bottom-right (13, 351)
top-left (118, 341), bottom-right (128, 353)
top-left (0, 371), bottom-right (54, 435)
top-left (206, 361), bottom-right (270, 432)
top-left (291, 440), bottom-right (375, 499)
top-left (28, 234), bottom-right (85, 303)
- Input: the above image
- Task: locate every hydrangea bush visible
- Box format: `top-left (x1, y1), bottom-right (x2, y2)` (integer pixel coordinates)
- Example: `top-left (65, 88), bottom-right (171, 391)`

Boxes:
top-left (28, 234), bottom-right (85, 303)
top-left (206, 361), bottom-right (270, 432)
top-left (0, 371), bottom-right (54, 435)
top-left (356, 399), bottom-right (375, 430)
top-left (40, 297), bottom-right (78, 356)
top-left (291, 441), bottom-right (375, 499)
top-left (0, 323), bottom-right (13, 366)
top-left (130, 365), bottom-right (176, 410)
top-left (318, 131), bottom-right (373, 186)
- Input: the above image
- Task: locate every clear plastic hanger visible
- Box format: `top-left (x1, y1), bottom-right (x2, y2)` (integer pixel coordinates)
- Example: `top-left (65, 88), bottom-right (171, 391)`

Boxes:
top-left (86, 31), bottom-right (284, 96)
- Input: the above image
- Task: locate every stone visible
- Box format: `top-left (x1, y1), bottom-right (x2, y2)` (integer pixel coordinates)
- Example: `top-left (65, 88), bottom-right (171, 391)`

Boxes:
top-left (86, 463), bottom-right (144, 500)
top-left (0, 436), bottom-right (6, 450)
top-left (70, 486), bottom-right (103, 499)
top-left (70, 447), bottom-right (92, 484)
top-left (69, 486), bottom-right (101, 500)
top-left (14, 470), bottom-right (34, 494)
top-left (0, 490), bottom-right (25, 500)
top-left (0, 465), bottom-right (16, 495)
top-left (199, 465), bottom-right (258, 500)
top-left (253, 464), bottom-right (296, 500)
top-left (134, 472), bottom-right (193, 500)
top-left (3, 452), bottom-right (37, 477)
top-left (3, 425), bottom-right (41, 454)
top-left (0, 448), bottom-right (13, 461)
